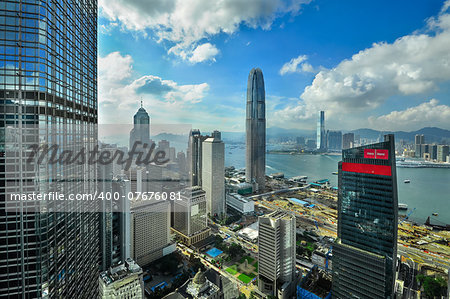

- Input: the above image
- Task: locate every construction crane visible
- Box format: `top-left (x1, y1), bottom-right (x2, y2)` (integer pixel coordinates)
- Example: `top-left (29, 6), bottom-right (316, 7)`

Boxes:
top-left (400, 208), bottom-right (416, 225)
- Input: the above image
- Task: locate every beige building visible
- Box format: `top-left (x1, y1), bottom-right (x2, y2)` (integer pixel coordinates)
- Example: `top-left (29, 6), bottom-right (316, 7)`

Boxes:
top-left (99, 258), bottom-right (144, 299)
top-left (172, 187), bottom-right (211, 246)
top-left (202, 131), bottom-right (225, 218)
top-left (258, 210), bottom-right (297, 298)
top-left (130, 200), bottom-right (175, 266)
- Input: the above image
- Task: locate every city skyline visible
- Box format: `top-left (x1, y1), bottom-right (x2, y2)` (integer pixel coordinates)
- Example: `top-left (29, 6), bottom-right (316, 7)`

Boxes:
top-left (98, 0), bottom-right (450, 132)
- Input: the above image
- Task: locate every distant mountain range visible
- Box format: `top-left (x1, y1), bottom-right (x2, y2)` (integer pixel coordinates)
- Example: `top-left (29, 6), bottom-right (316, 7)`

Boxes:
top-left (219, 126), bottom-right (450, 144)
top-left (350, 127), bottom-right (450, 143)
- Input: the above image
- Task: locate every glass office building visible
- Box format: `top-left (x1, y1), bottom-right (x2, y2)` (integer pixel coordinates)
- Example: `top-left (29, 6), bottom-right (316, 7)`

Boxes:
top-left (332, 135), bottom-right (398, 299)
top-left (0, 0), bottom-right (98, 297)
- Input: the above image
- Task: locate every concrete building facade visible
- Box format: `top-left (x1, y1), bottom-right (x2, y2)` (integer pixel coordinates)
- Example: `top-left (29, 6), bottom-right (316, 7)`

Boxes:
top-left (258, 211), bottom-right (296, 298)
top-left (130, 201), bottom-right (175, 266)
top-left (202, 132), bottom-right (225, 217)
top-left (99, 258), bottom-right (144, 299)
top-left (172, 187), bottom-right (211, 246)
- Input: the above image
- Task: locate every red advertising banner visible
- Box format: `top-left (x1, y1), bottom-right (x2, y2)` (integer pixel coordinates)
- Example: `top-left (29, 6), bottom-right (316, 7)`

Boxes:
top-left (342, 162), bottom-right (392, 176)
top-left (364, 149), bottom-right (376, 159)
top-left (364, 149), bottom-right (389, 160)
top-left (375, 149), bottom-right (389, 160)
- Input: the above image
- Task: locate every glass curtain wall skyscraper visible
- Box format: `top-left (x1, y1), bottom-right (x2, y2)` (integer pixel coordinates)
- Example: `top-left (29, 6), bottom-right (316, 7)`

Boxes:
top-left (246, 68), bottom-right (266, 192)
top-left (0, 1), bottom-right (98, 297)
top-left (332, 135), bottom-right (398, 299)
top-left (317, 111), bottom-right (326, 150)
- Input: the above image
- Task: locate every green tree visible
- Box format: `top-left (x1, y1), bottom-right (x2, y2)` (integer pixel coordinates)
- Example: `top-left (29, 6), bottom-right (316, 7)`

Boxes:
top-left (417, 275), bottom-right (447, 298)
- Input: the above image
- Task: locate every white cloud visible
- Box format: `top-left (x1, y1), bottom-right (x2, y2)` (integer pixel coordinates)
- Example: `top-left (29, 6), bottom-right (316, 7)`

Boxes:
top-left (99, 0), bottom-right (312, 63)
top-left (279, 54), bottom-right (315, 75)
top-left (98, 52), bottom-right (209, 123)
top-left (275, 2), bottom-right (450, 130)
top-left (188, 43), bottom-right (219, 63)
top-left (368, 99), bottom-right (450, 131)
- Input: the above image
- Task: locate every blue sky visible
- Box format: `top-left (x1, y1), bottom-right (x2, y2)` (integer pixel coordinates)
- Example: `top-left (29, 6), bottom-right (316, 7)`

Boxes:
top-left (98, 0), bottom-right (450, 132)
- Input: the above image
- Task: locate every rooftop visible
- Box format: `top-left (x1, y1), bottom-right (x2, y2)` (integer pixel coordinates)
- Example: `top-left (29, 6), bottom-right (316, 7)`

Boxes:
top-left (100, 258), bottom-right (142, 286)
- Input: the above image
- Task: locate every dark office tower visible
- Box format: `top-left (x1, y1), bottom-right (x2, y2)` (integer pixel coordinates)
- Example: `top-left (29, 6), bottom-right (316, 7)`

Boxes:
top-left (187, 129), bottom-right (208, 186)
top-left (246, 68), bottom-right (266, 192)
top-left (317, 111), bottom-right (326, 150)
top-left (0, 1), bottom-right (98, 298)
top-left (332, 135), bottom-right (398, 299)
top-left (129, 101), bottom-right (151, 151)
top-left (414, 134), bottom-right (425, 158)
top-left (327, 130), bottom-right (342, 151)
top-left (342, 133), bottom-right (354, 150)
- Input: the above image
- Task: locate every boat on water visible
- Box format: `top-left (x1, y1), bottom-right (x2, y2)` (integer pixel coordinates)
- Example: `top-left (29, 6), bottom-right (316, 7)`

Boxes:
top-left (398, 203), bottom-right (408, 210)
top-left (432, 213), bottom-right (439, 216)
top-left (332, 172), bottom-right (338, 175)
top-left (404, 179), bottom-right (410, 183)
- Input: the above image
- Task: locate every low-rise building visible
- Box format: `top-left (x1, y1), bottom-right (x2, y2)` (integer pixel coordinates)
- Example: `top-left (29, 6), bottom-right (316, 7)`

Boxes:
top-left (226, 193), bottom-right (254, 215)
top-left (99, 258), bottom-right (144, 299)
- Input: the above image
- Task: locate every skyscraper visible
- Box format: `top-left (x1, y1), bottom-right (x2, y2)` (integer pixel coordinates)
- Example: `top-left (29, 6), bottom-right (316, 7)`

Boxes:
top-left (187, 129), bottom-right (208, 186)
top-left (202, 131), bottom-right (225, 217)
top-left (342, 133), bottom-right (354, 150)
top-left (258, 211), bottom-right (296, 298)
top-left (414, 134), bottom-right (425, 158)
top-left (1, 1), bottom-right (98, 297)
top-left (317, 111), bottom-right (326, 150)
top-left (246, 68), bottom-right (266, 192)
top-left (327, 130), bottom-right (342, 151)
top-left (129, 101), bottom-right (150, 151)
top-left (332, 134), bottom-right (398, 299)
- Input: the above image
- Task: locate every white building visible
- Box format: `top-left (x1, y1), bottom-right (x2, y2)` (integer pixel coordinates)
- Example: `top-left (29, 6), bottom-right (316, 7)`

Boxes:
top-left (99, 258), bottom-right (144, 299)
top-left (258, 210), bottom-right (296, 298)
top-left (130, 201), bottom-right (175, 266)
top-left (226, 193), bottom-right (254, 214)
top-left (202, 131), bottom-right (225, 217)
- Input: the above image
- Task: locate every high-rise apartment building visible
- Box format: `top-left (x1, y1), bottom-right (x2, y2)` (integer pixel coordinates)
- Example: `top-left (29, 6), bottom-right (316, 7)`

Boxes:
top-left (342, 133), bottom-right (354, 150)
top-left (437, 145), bottom-right (449, 162)
top-left (246, 68), bottom-right (266, 192)
top-left (414, 134), bottom-right (425, 158)
top-left (0, 1), bottom-right (98, 297)
top-left (172, 186), bottom-right (210, 246)
top-left (332, 135), bottom-right (398, 299)
top-left (202, 131), bottom-right (225, 217)
top-left (258, 211), bottom-right (296, 298)
top-left (317, 111), bottom-right (326, 150)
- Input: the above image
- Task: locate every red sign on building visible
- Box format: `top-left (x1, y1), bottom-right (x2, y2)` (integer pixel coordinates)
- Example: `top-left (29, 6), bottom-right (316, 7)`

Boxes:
top-left (375, 149), bottom-right (389, 160)
top-left (364, 149), bottom-right (389, 160)
top-left (364, 149), bottom-right (376, 159)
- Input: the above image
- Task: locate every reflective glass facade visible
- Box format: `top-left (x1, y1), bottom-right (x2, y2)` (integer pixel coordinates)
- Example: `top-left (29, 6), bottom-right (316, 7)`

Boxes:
top-left (332, 135), bottom-right (398, 299)
top-left (0, 0), bottom-right (98, 297)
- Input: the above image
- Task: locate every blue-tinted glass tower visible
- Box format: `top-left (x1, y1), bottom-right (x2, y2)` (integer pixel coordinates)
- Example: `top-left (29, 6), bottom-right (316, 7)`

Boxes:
top-left (0, 1), bottom-right (98, 297)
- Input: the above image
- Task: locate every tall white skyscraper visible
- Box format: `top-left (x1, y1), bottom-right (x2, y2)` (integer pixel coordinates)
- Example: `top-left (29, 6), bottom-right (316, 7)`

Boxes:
top-left (202, 131), bottom-right (225, 217)
top-left (258, 211), bottom-right (296, 298)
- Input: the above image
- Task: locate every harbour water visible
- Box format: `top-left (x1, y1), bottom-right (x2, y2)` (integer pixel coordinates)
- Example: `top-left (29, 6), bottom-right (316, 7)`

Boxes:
top-left (225, 144), bottom-right (450, 225)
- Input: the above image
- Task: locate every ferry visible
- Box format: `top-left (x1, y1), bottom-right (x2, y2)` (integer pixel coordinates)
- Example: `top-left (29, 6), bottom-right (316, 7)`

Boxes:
top-left (404, 179), bottom-right (410, 183)
top-left (398, 203), bottom-right (408, 210)
top-left (432, 213), bottom-right (438, 216)
top-left (332, 172), bottom-right (338, 175)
